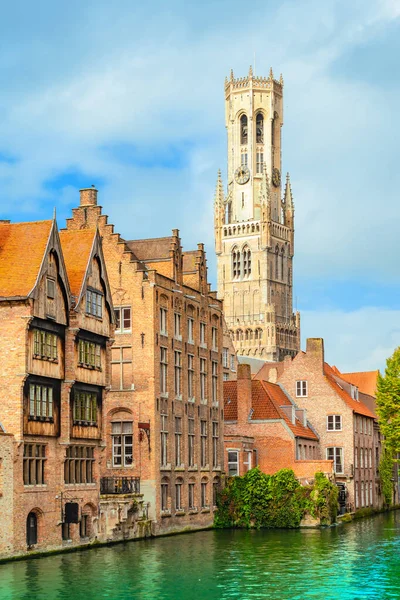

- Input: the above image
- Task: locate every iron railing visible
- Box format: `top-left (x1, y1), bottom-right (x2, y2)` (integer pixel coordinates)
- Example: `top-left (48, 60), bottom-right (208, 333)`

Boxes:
top-left (100, 477), bottom-right (140, 495)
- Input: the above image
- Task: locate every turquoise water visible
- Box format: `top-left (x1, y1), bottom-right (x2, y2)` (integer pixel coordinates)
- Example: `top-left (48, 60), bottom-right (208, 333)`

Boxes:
top-left (1, 512), bottom-right (400, 599)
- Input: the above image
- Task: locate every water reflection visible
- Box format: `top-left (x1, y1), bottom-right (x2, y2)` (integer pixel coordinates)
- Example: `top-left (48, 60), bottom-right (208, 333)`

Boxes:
top-left (0, 513), bottom-right (399, 600)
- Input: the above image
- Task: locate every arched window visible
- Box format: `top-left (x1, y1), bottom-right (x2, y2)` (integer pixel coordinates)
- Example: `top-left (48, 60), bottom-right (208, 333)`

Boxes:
top-left (236, 329), bottom-right (243, 342)
top-left (256, 113), bottom-right (264, 143)
top-left (275, 246), bottom-right (279, 280)
top-left (280, 247), bottom-right (284, 281)
top-left (243, 246), bottom-right (251, 277)
top-left (232, 248), bottom-right (241, 279)
top-left (27, 512), bottom-right (38, 546)
top-left (225, 202), bottom-right (232, 224)
top-left (240, 114), bottom-right (248, 145)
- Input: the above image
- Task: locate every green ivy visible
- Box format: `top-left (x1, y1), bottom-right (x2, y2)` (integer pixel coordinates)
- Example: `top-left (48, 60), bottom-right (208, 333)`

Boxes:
top-left (214, 468), bottom-right (338, 529)
top-left (379, 447), bottom-right (394, 505)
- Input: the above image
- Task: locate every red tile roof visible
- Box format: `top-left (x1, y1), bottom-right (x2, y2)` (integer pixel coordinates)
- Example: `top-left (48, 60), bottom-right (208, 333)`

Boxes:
top-left (59, 230), bottom-right (96, 297)
top-left (223, 379), bottom-right (318, 440)
top-left (0, 220), bottom-right (53, 298)
top-left (324, 363), bottom-right (376, 418)
top-left (340, 370), bottom-right (379, 398)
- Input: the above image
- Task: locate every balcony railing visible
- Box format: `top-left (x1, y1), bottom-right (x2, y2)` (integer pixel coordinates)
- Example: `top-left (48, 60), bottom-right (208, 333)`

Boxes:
top-left (100, 477), bottom-right (140, 495)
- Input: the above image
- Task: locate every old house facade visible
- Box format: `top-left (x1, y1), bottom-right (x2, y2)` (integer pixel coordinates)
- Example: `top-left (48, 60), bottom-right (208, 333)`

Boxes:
top-left (224, 364), bottom-right (332, 483)
top-left (255, 338), bottom-right (381, 511)
top-left (0, 219), bottom-right (114, 558)
top-left (64, 188), bottom-right (225, 534)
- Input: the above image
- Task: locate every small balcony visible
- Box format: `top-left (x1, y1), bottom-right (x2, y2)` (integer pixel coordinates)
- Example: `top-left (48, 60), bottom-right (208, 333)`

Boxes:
top-left (100, 477), bottom-right (140, 495)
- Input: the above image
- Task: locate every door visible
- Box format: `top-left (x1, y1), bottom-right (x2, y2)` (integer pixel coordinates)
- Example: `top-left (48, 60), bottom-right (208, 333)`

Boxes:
top-left (27, 512), bottom-right (37, 546)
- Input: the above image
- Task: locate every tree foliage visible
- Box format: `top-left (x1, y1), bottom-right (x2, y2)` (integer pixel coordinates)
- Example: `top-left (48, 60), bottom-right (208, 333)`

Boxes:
top-left (214, 467), bottom-right (338, 529)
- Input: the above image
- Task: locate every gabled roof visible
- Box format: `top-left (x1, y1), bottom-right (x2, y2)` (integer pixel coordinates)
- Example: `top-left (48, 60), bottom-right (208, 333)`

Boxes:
top-left (182, 251), bottom-right (197, 273)
top-left (324, 363), bottom-right (376, 418)
top-left (340, 370), bottom-right (379, 398)
top-left (126, 237), bottom-right (172, 262)
top-left (59, 230), bottom-right (96, 297)
top-left (0, 220), bottom-right (53, 298)
top-left (224, 379), bottom-right (318, 440)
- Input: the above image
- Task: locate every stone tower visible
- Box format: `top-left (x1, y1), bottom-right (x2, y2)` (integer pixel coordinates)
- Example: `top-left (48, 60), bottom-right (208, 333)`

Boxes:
top-left (214, 67), bottom-right (300, 361)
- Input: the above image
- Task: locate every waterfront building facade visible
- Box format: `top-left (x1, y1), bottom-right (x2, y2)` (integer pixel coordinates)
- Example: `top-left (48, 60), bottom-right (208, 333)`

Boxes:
top-left (224, 363), bottom-right (332, 483)
top-left (0, 219), bottom-right (114, 558)
top-left (64, 188), bottom-right (226, 534)
top-left (255, 338), bottom-right (382, 510)
top-left (214, 67), bottom-right (300, 361)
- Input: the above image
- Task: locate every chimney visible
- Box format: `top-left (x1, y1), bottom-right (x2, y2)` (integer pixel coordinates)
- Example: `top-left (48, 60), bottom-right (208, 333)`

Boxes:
top-left (80, 186), bottom-right (98, 206)
top-left (237, 363), bottom-right (252, 424)
top-left (306, 338), bottom-right (324, 371)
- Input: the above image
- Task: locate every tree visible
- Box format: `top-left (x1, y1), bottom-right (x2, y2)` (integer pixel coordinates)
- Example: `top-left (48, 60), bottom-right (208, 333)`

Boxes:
top-left (376, 347), bottom-right (400, 504)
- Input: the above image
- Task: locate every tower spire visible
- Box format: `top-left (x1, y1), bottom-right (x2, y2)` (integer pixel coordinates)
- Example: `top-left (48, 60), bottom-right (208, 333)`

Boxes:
top-left (248, 65), bottom-right (253, 79)
top-left (284, 172), bottom-right (294, 210)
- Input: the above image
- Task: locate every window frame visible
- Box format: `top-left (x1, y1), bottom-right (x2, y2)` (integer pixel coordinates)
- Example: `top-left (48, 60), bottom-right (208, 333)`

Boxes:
top-left (86, 289), bottom-right (103, 319)
top-left (111, 421), bottom-right (133, 468)
top-left (327, 415), bottom-right (342, 431)
top-left (23, 443), bottom-right (46, 486)
top-left (296, 380), bottom-right (308, 398)
top-left (115, 306), bottom-right (132, 333)
top-left (227, 449), bottom-right (239, 477)
top-left (326, 447), bottom-right (344, 474)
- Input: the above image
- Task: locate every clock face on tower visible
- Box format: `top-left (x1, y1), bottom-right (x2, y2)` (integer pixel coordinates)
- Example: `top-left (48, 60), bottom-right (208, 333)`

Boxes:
top-left (235, 165), bottom-right (250, 185)
top-left (272, 168), bottom-right (281, 187)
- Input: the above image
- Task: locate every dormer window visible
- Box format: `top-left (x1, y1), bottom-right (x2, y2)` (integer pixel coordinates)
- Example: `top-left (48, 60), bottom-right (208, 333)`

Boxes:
top-left (350, 385), bottom-right (359, 400)
top-left (86, 289), bottom-right (102, 318)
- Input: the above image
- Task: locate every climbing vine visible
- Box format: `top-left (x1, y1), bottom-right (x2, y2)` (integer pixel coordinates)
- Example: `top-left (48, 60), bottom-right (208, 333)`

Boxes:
top-left (214, 468), bottom-right (338, 529)
top-left (379, 448), bottom-right (394, 505)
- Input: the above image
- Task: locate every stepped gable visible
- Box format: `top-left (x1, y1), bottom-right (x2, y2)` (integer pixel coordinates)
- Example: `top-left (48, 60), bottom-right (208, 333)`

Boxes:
top-left (126, 236), bottom-right (172, 262)
top-left (0, 220), bottom-right (53, 298)
top-left (223, 379), bottom-right (317, 440)
top-left (324, 363), bottom-right (376, 418)
top-left (59, 229), bottom-right (96, 297)
top-left (340, 370), bottom-right (379, 398)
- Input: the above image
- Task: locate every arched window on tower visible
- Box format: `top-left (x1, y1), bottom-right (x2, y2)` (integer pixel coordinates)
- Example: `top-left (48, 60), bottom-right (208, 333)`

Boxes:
top-left (240, 114), bottom-right (248, 145)
top-left (232, 247), bottom-right (241, 279)
top-left (280, 247), bottom-right (284, 281)
top-left (242, 246), bottom-right (251, 277)
top-left (225, 202), bottom-right (232, 224)
top-left (256, 113), bottom-right (264, 143)
top-left (275, 246), bottom-right (279, 280)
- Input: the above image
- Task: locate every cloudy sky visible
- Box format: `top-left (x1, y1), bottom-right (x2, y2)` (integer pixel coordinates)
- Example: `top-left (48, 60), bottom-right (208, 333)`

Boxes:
top-left (0, 0), bottom-right (399, 372)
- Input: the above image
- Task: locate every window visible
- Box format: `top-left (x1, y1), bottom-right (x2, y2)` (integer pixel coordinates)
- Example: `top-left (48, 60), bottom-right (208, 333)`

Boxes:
top-left (212, 421), bottom-right (219, 468)
top-left (160, 414), bottom-right (168, 467)
top-left (46, 278), bottom-right (55, 299)
top-left (73, 391), bottom-right (97, 424)
top-left (115, 307), bottom-right (131, 333)
top-left (212, 361), bottom-right (218, 404)
top-left (188, 417), bottom-right (195, 467)
top-left (228, 450), bottom-right (239, 476)
top-left (370, 481), bottom-right (373, 505)
top-left (361, 481), bottom-right (365, 507)
top-left (350, 386), bottom-right (359, 400)
top-left (175, 480), bottom-right (183, 511)
top-left (78, 340), bottom-right (101, 369)
top-left (244, 451), bottom-right (252, 472)
top-left (213, 480), bottom-right (220, 507)
top-left (355, 447), bottom-right (358, 469)
top-left (201, 481), bottom-right (208, 508)
top-left (256, 152), bottom-right (264, 173)
top-left (230, 355), bottom-right (236, 371)
top-left (200, 359), bottom-right (207, 402)
top-left (160, 347), bottom-right (168, 394)
top-left (111, 346), bottom-right (133, 390)
top-left (161, 478), bottom-right (169, 512)
top-left (296, 381), bottom-right (308, 397)
top-left (327, 415), bottom-right (342, 431)
top-left (187, 318), bottom-right (194, 344)
top-left (200, 322), bottom-right (206, 346)
top-left (27, 512), bottom-right (38, 546)
top-left (160, 307), bottom-right (168, 336)
top-left (223, 373), bottom-right (229, 381)
top-left (174, 313), bottom-right (181, 339)
top-left (256, 113), bottom-right (264, 143)
top-left (23, 444), bottom-right (46, 485)
top-left (175, 417), bottom-right (182, 467)
top-left (222, 348), bottom-right (228, 368)
top-left (369, 448), bottom-right (372, 468)
top-left (241, 152), bottom-right (248, 166)
top-left (33, 330), bottom-right (57, 360)
top-left (326, 447), bottom-right (343, 474)
top-left (86, 289), bottom-right (102, 318)
top-left (174, 351), bottom-right (182, 397)
top-left (243, 247), bottom-right (251, 276)
top-left (29, 384), bottom-right (53, 420)
top-left (355, 482), bottom-right (359, 509)
top-left (232, 249), bottom-right (241, 279)
top-left (364, 418), bottom-right (367, 434)
top-left (212, 327), bottom-right (218, 351)
top-left (188, 482), bottom-right (195, 510)
top-left (80, 515), bottom-right (89, 539)
top-left (111, 421), bottom-right (133, 467)
top-left (188, 354), bottom-right (194, 400)
top-left (360, 447), bottom-right (364, 468)
top-left (240, 114), bottom-right (248, 145)
top-left (201, 420), bottom-right (208, 468)
top-left (64, 446), bottom-right (95, 484)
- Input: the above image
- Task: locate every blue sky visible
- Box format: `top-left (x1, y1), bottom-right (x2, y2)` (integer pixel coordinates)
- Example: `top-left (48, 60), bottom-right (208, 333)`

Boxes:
top-left (0, 0), bottom-right (399, 372)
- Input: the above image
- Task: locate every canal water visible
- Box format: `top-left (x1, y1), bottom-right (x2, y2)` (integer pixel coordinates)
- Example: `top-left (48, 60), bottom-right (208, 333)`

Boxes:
top-left (1, 512), bottom-right (400, 600)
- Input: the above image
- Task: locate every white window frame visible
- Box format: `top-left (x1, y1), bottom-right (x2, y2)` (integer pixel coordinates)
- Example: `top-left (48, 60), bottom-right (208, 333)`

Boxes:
top-left (222, 348), bottom-right (229, 368)
top-left (326, 447), bottom-right (343, 474)
top-left (211, 327), bottom-right (218, 351)
top-left (115, 306), bottom-right (131, 333)
top-left (111, 421), bottom-right (133, 467)
top-left (227, 449), bottom-right (239, 477)
top-left (200, 322), bottom-right (206, 347)
top-left (327, 415), bottom-right (342, 431)
top-left (296, 380), bottom-right (308, 397)
top-left (174, 313), bottom-right (181, 340)
top-left (187, 318), bottom-right (194, 344)
top-left (160, 307), bottom-right (168, 336)
top-left (160, 347), bottom-right (168, 394)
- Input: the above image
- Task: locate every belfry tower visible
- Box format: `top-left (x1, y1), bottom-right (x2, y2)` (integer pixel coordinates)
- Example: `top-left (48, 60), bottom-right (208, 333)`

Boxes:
top-left (214, 67), bottom-right (300, 361)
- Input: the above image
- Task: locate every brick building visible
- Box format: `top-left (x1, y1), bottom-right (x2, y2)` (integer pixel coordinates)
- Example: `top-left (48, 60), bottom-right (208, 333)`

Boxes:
top-left (0, 219), bottom-right (114, 558)
top-left (224, 364), bottom-right (332, 482)
top-left (255, 338), bottom-right (381, 510)
top-left (64, 188), bottom-right (226, 534)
